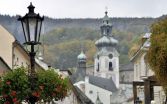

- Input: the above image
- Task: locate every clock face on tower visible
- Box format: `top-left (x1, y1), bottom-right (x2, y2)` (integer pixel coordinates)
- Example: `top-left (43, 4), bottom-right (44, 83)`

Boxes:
top-left (108, 54), bottom-right (113, 59)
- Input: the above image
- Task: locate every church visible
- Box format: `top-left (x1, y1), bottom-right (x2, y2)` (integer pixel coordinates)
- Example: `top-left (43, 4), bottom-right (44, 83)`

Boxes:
top-left (70, 11), bottom-right (132, 104)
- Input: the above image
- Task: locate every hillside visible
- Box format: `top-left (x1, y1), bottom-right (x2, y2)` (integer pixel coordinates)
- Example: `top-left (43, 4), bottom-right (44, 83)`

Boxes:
top-left (0, 14), bottom-right (156, 69)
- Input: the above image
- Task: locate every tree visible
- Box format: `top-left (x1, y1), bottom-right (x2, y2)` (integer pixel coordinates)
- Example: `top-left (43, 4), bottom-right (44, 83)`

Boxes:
top-left (147, 17), bottom-right (167, 96)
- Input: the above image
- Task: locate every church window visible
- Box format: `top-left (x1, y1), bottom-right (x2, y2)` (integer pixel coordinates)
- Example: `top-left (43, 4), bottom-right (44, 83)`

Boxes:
top-left (107, 29), bottom-right (109, 35)
top-left (97, 63), bottom-right (99, 72)
top-left (109, 62), bottom-right (113, 71)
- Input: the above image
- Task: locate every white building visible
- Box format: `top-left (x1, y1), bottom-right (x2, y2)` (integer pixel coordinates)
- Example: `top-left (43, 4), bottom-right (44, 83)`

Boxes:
top-left (131, 33), bottom-right (165, 104)
top-left (94, 11), bottom-right (119, 88)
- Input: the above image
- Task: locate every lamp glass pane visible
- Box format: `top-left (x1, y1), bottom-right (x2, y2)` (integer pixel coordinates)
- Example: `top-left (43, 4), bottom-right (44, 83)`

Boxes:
top-left (22, 19), bottom-right (29, 42)
top-left (28, 18), bottom-right (36, 42)
top-left (36, 19), bottom-right (42, 42)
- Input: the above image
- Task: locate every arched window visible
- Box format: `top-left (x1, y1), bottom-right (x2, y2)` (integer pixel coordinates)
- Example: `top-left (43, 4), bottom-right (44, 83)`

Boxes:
top-left (107, 29), bottom-right (109, 35)
top-left (109, 62), bottom-right (113, 71)
top-left (107, 20), bottom-right (109, 24)
top-left (97, 63), bottom-right (99, 72)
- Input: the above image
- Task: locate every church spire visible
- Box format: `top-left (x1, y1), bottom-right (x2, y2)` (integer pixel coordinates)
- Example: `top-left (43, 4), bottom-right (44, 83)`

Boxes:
top-left (101, 10), bottom-right (112, 36)
top-left (96, 92), bottom-right (103, 104)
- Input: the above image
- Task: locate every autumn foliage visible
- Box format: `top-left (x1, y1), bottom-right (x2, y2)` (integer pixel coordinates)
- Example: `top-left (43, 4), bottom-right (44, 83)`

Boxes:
top-left (147, 17), bottom-right (167, 95)
top-left (0, 67), bottom-right (69, 103)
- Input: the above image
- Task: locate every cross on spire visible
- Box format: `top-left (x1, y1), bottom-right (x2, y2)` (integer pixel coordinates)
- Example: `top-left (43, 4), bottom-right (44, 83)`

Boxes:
top-left (105, 6), bottom-right (108, 15)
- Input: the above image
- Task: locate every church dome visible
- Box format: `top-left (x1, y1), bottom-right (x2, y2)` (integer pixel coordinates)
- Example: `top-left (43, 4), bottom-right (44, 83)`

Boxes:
top-left (110, 37), bottom-right (118, 45)
top-left (95, 36), bottom-right (111, 47)
top-left (77, 51), bottom-right (87, 60)
top-left (95, 36), bottom-right (118, 47)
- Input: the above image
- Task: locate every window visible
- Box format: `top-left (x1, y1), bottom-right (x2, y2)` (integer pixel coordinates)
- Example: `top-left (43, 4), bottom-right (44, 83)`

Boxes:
top-left (97, 63), bottom-right (99, 72)
top-left (89, 90), bottom-right (93, 94)
top-left (109, 62), bottom-right (113, 71)
top-left (107, 29), bottom-right (109, 35)
top-left (13, 54), bottom-right (15, 59)
top-left (108, 54), bottom-right (113, 59)
top-left (107, 21), bottom-right (109, 24)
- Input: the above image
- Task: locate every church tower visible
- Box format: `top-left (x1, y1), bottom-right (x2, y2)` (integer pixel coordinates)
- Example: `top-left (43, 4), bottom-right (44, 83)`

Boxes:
top-left (77, 51), bottom-right (87, 80)
top-left (94, 11), bottom-right (119, 88)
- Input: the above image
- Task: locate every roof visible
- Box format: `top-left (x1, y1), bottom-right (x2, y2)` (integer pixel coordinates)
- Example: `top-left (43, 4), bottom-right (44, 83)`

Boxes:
top-left (120, 63), bottom-right (134, 71)
top-left (68, 78), bottom-right (93, 104)
top-left (77, 51), bottom-right (87, 60)
top-left (143, 33), bottom-right (151, 39)
top-left (35, 58), bottom-right (48, 70)
top-left (0, 57), bottom-right (11, 70)
top-left (130, 33), bottom-right (151, 62)
top-left (110, 88), bottom-right (128, 103)
top-left (74, 86), bottom-right (94, 104)
top-left (95, 36), bottom-right (118, 47)
top-left (88, 75), bottom-right (117, 92)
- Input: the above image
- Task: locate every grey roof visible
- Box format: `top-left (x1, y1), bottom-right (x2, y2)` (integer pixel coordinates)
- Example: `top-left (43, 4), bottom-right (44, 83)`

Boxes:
top-left (74, 86), bottom-right (94, 104)
top-left (68, 78), bottom-right (93, 104)
top-left (110, 89), bottom-right (127, 103)
top-left (95, 36), bottom-right (118, 47)
top-left (120, 63), bottom-right (134, 71)
top-left (130, 33), bottom-right (151, 62)
top-left (88, 75), bottom-right (117, 92)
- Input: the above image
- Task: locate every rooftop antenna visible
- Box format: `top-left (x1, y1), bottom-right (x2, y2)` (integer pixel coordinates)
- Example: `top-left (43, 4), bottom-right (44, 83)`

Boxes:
top-left (105, 6), bottom-right (109, 15)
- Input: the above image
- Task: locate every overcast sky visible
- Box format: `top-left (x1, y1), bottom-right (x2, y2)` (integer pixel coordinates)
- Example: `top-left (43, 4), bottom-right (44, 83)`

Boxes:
top-left (0, 0), bottom-right (166, 18)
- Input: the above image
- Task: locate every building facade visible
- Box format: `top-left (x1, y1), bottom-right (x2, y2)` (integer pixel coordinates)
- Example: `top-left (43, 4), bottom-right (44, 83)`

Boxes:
top-left (131, 33), bottom-right (165, 104)
top-left (0, 25), bottom-right (47, 71)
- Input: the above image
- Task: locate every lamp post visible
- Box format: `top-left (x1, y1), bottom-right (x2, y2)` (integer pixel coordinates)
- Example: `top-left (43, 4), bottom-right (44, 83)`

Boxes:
top-left (18, 2), bottom-right (44, 104)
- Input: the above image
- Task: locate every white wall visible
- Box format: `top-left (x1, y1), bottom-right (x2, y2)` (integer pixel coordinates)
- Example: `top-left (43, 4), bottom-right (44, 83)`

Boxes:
top-left (85, 80), bottom-right (112, 104)
top-left (94, 55), bottom-right (119, 88)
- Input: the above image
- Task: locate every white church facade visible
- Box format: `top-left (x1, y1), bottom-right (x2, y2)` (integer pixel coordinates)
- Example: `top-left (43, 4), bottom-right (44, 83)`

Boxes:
top-left (94, 11), bottom-right (119, 88)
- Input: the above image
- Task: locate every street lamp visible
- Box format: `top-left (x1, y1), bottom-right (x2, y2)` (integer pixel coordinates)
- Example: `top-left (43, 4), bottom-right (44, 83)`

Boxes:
top-left (134, 97), bottom-right (142, 104)
top-left (18, 2), bottom-right (44, 104)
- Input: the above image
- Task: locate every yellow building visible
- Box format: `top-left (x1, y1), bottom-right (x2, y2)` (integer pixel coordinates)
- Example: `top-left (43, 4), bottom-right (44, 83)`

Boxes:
top-left (0, 25), bottom-right (48, 73)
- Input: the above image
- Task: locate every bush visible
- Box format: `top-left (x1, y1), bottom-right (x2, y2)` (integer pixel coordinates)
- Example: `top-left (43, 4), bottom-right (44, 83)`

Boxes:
top-left (0, 67), bottom-right (69, 103)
